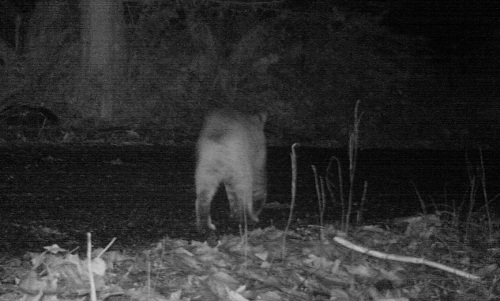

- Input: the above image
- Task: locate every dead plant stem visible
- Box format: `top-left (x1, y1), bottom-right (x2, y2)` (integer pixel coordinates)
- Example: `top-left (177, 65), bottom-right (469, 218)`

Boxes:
top-left (346, 100), bottom-right (362, 232)
top-left (312, 165), bottom-right (325, 230)
top-left (357, 181), bottom-right (368, 225)
top-left (331, 156), bottom-right (345, 229)
top-left (411, 180), bottom-right (427, 215)
top-left (479, 148), bottom-right (493, 238)
top-left (466, 175), bottom-right (476, 243)
top-left (87, 233), bottom-right (97, 301)
top-left (282, 143), bottom-right (299, 259)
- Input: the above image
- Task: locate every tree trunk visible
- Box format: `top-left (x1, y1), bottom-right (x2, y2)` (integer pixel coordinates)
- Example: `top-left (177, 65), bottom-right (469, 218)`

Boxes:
top-left (81, 0), bottom-right (124, 120)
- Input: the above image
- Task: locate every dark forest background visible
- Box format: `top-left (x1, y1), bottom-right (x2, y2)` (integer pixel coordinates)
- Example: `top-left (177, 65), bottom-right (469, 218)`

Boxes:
top-left (0, 0), bottom-right (498, 148)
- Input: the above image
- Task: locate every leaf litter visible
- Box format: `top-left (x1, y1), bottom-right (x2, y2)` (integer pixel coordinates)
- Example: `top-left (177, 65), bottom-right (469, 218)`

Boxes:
top-left (1, 214), bottom-right (499, 301)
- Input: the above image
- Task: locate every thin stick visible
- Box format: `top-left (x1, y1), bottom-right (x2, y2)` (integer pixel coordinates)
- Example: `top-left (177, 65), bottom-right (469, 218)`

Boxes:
top-left (147, 259), bottom-right (151, 299)
top-left (346, 100), bottom-right (362, 232)
top-left (243, 202), bottom-right (248, 270)
top-left (282, 143), bottom-right (299, 259)
top-left (319, 177), bottom-right (326, 230)
top-left (312, 165), bottom-right (325, 230)
top-left (478, 148), bottom-right (492, 238)
top-left (334, 236), bottom-right (480, 281)
top-left (96, 237), bottom-right (116, 258)
top-left (466, 175), bottom-right (476, 243)
top-left (357, 181), bottom-right (368, 225)
top-left (331, 156), bottom-right (345, 229)
top-left (87, 233), bottom-right (97, 301)
top-left (411, 181), bottom-right (427, 215)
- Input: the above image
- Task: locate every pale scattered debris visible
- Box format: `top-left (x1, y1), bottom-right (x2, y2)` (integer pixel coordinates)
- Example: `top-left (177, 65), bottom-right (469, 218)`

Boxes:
top-left (1, 215), bottom-right (498, 301)
top-left (334, 236), bottom-right (480, 281)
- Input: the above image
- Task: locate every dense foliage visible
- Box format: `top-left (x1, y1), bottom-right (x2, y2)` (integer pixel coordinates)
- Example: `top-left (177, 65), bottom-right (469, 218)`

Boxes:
top-left (2, 0), bottom-right (494, 148)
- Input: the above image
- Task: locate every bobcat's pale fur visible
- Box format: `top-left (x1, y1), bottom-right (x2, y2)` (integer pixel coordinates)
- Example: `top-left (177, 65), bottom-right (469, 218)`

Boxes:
top-left (195, 109), bottom-right (267, 233)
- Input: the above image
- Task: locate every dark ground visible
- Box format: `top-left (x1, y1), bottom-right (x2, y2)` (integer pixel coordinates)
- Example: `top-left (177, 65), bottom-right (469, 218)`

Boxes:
top-left (1, 144), bottom-right (499, 254)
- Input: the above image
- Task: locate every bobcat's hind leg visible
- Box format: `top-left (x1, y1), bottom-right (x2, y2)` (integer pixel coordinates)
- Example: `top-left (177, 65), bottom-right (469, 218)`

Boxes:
top-left (251, 187), bottom-right (267, 220)
top-left (225, 180), bottom-right (254, 225)
top-left (225, 181), bottom-right (244, 222)
top-left (195, 171), bottom-right (220, 233)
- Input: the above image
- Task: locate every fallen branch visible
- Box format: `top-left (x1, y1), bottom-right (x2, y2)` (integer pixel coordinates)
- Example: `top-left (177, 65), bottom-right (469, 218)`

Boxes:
top-left (87, 233), bottom-right (97, 301)
top-left (333, 236), bottom-right (481, 281)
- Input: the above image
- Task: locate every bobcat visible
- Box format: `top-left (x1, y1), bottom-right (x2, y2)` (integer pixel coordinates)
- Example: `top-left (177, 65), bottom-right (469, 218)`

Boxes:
top-left (195, 109), bottom-right (267, 234)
